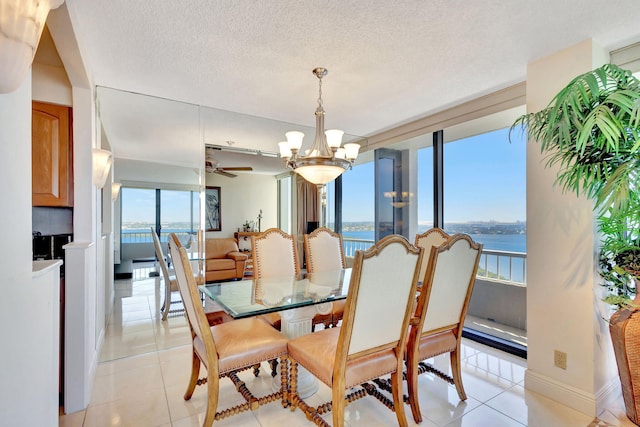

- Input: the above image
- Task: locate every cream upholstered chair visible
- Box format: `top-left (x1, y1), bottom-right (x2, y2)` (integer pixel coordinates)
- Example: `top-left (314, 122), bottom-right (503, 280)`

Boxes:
top-left (288, 235), bottom-right (423, 427)
top-left (251, 228), bottom-right (301, 331)
top-left (304, 227), bottom-right (346, 329)
top-left (168, 233), bottom-right (288, 427)
top-left (414, 227), bottom-right (450, 285)
top-left (406, 234), bottom-right (482, 423)
top-left (151, 227), bottom-right (180, 321)
top-left (252, 228), bottom-right (300, 279)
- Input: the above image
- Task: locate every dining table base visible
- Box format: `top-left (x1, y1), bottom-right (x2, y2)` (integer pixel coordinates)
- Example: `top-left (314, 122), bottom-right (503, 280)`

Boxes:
top-left (272, 302), bottom-right (333, 398)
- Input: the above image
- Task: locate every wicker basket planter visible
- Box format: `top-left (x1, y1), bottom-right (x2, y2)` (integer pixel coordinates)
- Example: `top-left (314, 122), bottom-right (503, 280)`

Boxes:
top-left (610, 292), bottom-right (640, 425)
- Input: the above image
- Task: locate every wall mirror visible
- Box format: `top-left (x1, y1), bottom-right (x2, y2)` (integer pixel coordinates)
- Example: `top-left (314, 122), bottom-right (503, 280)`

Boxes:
top-left (96, 86), bottom-right (368, 265)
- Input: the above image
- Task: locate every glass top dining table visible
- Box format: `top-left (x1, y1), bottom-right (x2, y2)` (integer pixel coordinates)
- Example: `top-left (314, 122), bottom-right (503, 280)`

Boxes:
top-left (199, 268), bottom-right (352, 319)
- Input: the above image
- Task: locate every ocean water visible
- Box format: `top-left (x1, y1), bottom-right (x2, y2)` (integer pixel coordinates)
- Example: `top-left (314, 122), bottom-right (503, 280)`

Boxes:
top-left (342, 230), bottom-right (526, 253)
top-left (125, 228), bottom-right (526, 252)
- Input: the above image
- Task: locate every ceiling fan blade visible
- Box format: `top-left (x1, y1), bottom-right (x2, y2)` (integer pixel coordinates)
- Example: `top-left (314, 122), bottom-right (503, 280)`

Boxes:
top-left (220, 167), bottom-right (253, 171)
top-left (214, 169), bottom-right (237, 178)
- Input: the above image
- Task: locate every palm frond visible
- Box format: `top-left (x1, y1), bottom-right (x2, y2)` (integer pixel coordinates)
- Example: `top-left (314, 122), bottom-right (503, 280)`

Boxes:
top-left (510, 64), bottom-right (640, 215)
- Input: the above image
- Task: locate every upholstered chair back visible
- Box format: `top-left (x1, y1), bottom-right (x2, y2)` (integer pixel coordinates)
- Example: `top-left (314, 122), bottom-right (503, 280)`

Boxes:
top-left (168, 234), bottom-right (216, 363)
top-left (341, 235), bottom-right (422, 356)
top-left (304, 227), bottom-right (346, 273)
top-left (252, 228), bottom-right (300, 279)
top-left (414, 227), bottom-right (450, 284)
top-left (419, 234), bottom-right (482, 334)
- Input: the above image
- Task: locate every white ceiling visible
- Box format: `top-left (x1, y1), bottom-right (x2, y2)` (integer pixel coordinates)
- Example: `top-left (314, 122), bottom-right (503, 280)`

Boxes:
top-left (63, 0), bottom-right (640, 169)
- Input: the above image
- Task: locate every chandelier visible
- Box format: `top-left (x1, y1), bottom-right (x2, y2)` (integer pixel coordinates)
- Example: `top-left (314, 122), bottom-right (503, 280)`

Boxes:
top-left (278, 67), bottom-right (360, 185)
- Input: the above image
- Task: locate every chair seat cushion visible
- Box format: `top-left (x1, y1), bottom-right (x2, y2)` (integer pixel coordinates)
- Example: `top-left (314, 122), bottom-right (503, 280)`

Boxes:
top-left (194, 317), bottom-right (287, 374)
top-left (417, 329), bottom-right (457, 362)
top-left (288, 328), bottom-right (398, 389)
top-left (331, 299), bottom-right (345, 316)
top-left (206, 258), bottom-right (236, 271)
top-left (258, 312), bottom-right (282, 330)
top-left (168, 276), bottom-right (179, 292)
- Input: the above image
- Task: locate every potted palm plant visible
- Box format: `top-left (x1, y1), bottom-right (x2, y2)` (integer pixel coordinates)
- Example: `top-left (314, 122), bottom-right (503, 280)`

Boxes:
top-left (511, 63), bottom-right (640, 423)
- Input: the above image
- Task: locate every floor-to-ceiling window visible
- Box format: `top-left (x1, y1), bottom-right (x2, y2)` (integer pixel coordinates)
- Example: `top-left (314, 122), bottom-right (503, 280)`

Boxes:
top-left (339, 162), bottom-right (375, 258)
top-left (120, 187), bottom-right (201, 261)
top-left (417, 146), bottom-right (434, 233)
top-left (277, 174), bottom-right (293, 234)
top-left (443, 127), bottom-right (526, 250)
top-left (442, 126), bottom-right (527, 355)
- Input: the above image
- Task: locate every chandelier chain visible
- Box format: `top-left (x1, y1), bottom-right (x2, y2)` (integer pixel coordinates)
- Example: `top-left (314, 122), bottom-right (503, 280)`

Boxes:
top-left (317, 77), bottom-right (323, 110)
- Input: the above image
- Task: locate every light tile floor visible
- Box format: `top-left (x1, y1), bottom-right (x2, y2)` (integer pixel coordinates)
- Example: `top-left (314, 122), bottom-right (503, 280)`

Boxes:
top-left (59, 265), bottom-right (636, 427)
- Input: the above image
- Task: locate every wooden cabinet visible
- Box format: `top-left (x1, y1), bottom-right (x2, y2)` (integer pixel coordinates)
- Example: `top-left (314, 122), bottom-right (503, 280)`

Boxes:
top-left (32, 101), bottom-right (73, 207)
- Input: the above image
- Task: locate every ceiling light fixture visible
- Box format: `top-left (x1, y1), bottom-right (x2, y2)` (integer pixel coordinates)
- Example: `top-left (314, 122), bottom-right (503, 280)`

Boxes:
top-left (278, 68), bottom-right (360, 185)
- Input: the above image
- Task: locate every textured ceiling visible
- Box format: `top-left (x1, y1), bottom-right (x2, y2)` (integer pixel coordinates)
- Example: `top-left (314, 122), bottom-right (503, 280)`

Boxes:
top-left (64, 0), bottom-right (640, 167)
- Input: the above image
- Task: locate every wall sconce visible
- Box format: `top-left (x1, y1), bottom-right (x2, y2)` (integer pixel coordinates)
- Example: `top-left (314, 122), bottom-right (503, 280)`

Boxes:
top-left (0, 0), bottom-right (65, 93)
top-left (111, 182), bottom-right (122, 201)
top-left (92, 148), bottom-right (112, 188)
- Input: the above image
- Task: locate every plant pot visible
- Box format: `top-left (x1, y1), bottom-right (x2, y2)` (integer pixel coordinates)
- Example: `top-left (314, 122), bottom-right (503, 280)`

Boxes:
top-left (610, 293), bottom-right (640, 425)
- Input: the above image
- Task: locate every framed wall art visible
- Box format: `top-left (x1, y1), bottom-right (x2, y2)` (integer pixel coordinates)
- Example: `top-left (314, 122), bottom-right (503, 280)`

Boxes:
top-left (205, 186), bottom-right (221, 231)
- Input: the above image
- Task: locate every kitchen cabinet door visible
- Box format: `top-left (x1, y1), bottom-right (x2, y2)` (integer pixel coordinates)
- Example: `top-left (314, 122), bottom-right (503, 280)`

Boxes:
top-left (32, 101), bottom-right (73, 207)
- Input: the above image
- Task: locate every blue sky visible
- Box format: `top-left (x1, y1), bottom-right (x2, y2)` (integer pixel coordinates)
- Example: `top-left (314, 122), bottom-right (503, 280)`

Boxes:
top-left (341, 126), bottom-right (526, 223)
top-left (122, 188), bottom-right (197, 223)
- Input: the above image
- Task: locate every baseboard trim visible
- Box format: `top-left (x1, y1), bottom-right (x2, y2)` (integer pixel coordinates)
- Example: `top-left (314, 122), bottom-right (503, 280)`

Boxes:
top-left (596, 378), bottom-right (622, 415)
top-left (525, 369), bottom-right (596, 416)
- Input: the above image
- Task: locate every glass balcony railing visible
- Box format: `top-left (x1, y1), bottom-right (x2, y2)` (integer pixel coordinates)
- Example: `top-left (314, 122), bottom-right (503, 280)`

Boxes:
top-left (343, 237), bottom-right (526, 286)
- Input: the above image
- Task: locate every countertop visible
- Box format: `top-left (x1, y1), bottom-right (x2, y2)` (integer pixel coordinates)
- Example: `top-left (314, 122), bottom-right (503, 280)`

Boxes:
top-left (32, 259), bottom-right (63, 278)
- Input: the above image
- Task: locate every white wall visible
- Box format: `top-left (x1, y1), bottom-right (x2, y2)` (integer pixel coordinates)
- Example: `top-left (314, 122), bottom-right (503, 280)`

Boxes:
top-left (32, 62), bottom-right (72, 105)
top-left (0, 75), bottom-right (60, 425)
top-left (525, 39), bottom-right (617, 416)
top-left (206, 173), bottom-right (278, 238)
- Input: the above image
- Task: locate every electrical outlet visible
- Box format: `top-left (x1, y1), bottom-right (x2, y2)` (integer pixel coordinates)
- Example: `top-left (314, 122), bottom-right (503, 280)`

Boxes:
top-left (554, 350), bottom-right (567, 369)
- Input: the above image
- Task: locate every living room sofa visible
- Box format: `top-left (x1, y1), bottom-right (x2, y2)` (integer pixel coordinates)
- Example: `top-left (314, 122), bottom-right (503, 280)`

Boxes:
top-left (205, 237), bottom-right (248, 282)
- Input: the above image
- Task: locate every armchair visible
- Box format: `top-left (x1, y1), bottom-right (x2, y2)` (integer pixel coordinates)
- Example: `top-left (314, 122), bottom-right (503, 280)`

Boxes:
top-left (205, 237), bottom-right (248, 282)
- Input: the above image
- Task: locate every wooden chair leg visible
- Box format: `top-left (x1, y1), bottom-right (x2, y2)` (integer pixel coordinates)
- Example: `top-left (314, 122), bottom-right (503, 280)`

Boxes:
top-left (289, 359), bottom-right (299, 412)
top-left (280, 357), bottom-right (289, 408)
top-left (269, 358), bottom-right (279, 377)
top-left (450, 348), bottom-right (467, 401)
top-left (162, 280), bottom-right (172, 320)
top-left (203, 373), bottom-right (218, 427)
top-left (406, 355), bottom-right (422, 423)
top-left (184, 348), bottom-right (200, 400)
top-left (331, 385), bottom-right (346, 427)
top-left (391, 370), bottom-right (409, 427)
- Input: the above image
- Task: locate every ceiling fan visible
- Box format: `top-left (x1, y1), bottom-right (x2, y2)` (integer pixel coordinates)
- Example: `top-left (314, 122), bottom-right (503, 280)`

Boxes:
top-left (205, 147), bottom-right (253, 177)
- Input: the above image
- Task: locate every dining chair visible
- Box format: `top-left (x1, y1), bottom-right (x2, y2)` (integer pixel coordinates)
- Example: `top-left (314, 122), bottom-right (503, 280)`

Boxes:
top-left (168, 233), bottom-right (289, 427)
top-left (406, 233), bottom-right (482, 423)
top-left (414, 227), bottom-right (450, 285)
top-left (287, 234), bottom-right (423, 427)
top-left (252, 227), bottom-right (300, 279)
top-left (151, 227), bottom-right (181, 321)
top-left (251, 228), bottom-right (301, 331)
top-left (304, 227), bottom-right (346, 329)
top-left (168, 233), bottom-right (229, 324)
